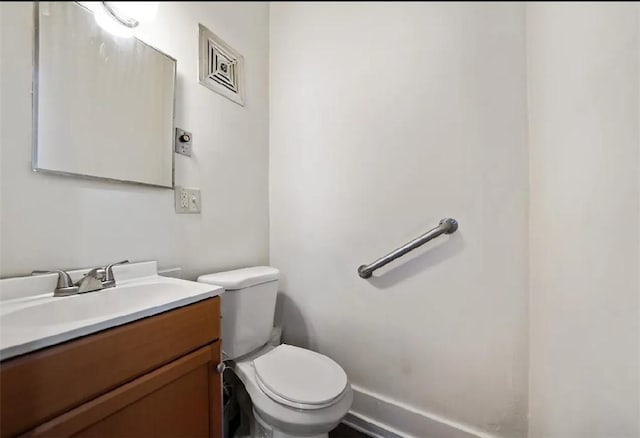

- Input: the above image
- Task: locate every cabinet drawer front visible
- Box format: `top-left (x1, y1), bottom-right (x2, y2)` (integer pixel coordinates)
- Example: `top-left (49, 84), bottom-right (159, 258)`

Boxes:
top-left (1, 297), bottom-right (220, 437)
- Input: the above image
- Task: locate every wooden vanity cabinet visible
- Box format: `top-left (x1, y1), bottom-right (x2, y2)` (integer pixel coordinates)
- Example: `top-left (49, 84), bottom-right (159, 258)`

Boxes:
top-left (0, 297), bottom-right (222, 438)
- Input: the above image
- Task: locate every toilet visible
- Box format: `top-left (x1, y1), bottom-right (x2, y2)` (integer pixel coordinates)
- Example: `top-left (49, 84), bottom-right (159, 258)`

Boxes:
top-left (198, 267), bottom-right (353, 438)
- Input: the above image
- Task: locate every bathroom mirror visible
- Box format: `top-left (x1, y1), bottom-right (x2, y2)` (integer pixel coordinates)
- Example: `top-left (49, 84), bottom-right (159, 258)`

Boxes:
top-left (33, 2), bottom-right (176, 188)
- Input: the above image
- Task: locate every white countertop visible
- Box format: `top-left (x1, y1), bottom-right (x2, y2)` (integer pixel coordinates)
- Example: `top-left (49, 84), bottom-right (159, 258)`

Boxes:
top-left (0, 261), bottom-right (223, 361)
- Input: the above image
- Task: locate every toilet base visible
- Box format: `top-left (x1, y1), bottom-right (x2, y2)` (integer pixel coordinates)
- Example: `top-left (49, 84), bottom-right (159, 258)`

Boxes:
top-left (253, 408), bottom-right (327, 438)
top-left (232, 382), bottom-right (329, 438)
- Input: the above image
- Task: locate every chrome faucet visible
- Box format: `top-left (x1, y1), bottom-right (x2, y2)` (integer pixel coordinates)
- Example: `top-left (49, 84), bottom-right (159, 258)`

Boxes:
top-left (30, 269), bottom-right (77, 297)
top-left (100, 260), bottom-right (129, 289)
top-left (33, 260), bottom-right (129, 297)
top-left (75, 267), bottom-right (105, 294)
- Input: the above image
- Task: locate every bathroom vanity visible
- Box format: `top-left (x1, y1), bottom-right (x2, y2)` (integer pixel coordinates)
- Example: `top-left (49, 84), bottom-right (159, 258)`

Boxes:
top-left (0, 263), bottom-right (224, 437)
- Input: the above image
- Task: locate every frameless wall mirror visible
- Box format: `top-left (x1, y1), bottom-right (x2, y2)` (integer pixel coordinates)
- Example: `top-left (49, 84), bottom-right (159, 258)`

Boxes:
top-left (33, 2), bottom-right (176, 188)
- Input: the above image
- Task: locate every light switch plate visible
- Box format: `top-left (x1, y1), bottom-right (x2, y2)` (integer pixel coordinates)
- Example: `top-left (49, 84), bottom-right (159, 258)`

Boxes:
top-left (175, 186), bottom-right (201, 214)
top-left (175, 128), bottom-right (193, 157)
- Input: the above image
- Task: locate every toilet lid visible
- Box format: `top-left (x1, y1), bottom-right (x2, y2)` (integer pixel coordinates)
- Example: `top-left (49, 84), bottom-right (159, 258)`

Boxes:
top-left (253, 344), bottom-right (348, 409)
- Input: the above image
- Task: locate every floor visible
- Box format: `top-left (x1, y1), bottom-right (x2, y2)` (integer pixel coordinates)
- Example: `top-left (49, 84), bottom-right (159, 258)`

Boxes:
top-left (330, 423), bottom-right (370, 438)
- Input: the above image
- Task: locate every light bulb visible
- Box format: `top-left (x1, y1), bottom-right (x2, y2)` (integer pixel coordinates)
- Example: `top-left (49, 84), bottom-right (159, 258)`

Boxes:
top-left (93, 5), bottom-right (134, 38)
top-left (87, 2), bottom-right (159, 38)
top-left (106, 2), bottom-right (159, 24)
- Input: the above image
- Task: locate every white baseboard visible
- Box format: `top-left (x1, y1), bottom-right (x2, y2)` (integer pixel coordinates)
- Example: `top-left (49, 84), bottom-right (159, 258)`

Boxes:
top-left (346, 384), bottom-right (494, 438)
top-left (343, 412), bottom-right (404, 438)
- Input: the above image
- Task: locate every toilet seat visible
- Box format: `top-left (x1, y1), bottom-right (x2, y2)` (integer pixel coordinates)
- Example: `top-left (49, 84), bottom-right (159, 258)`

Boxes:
top-left (253, 344), bottom-right (348, 410)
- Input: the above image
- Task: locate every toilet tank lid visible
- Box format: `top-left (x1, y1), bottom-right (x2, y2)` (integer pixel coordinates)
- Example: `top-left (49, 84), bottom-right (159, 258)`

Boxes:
top-left (197, 266), bottom-right (279, 290)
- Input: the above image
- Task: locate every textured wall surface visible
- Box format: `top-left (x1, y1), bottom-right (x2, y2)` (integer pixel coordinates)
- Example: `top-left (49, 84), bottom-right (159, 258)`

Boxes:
top-left (270, 3), bottom-right (529, 436)
top-left (528, 3), bottom-right (640, 437)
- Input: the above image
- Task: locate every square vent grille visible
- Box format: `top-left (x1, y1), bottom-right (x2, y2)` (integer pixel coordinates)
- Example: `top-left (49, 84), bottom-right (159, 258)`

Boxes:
top-left (198, 24), bottom-right (245, 106)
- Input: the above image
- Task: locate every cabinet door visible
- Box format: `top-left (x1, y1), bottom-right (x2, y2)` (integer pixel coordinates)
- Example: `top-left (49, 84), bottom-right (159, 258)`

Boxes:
top-left (25, 342), bottom-right (223, 438)
top-left (2, 298), bottom-right (220, 437)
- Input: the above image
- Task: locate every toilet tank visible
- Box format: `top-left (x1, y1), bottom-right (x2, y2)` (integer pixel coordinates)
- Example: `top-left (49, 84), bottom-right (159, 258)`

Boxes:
top-left (197, 267), bottom-right (279, 360)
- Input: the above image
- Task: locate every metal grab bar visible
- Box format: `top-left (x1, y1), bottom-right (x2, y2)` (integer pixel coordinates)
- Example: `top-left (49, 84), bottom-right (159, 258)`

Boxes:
top-left (357, 218), bottom-right (459, 279)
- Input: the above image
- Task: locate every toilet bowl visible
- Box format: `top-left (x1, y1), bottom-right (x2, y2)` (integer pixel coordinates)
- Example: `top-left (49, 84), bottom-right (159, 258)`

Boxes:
top-left (197, 267), bottom-right (352, 438)
top-left (233, 343), bottom-right (353, 438)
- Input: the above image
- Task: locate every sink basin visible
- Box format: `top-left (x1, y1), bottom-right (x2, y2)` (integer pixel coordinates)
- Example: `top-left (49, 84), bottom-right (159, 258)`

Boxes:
top-left (0, 262), bottom-right (223, 361)
top-left (3, 281), bottom-right (201, 327)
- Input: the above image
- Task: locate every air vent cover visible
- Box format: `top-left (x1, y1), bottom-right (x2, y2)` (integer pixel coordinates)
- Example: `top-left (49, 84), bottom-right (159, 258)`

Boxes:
top-left (198, 24), bottom-right (245, 106)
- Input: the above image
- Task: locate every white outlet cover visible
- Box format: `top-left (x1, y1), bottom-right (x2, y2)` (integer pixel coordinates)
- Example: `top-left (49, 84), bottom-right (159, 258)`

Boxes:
top-left (188, 189), bottom-right (201, 213)
top-left (175, 186), bottom-right (201, 214)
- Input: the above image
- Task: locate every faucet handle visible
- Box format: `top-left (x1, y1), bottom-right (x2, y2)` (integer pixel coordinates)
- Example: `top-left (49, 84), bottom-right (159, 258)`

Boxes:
top-left (32, 269), bottom-right (74, 289)
top-left (32, 269), bottom-right (79, 296)
top-left (103, 260), bottom-right (129, 283)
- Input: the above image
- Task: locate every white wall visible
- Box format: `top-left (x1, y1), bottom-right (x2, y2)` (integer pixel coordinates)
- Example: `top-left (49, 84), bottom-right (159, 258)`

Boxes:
top-left (0, 1), bottom-right (270, 279)
top-left (270, 3), bottom-right (529, 437)
top-left (527, 3), bottom-right (640, 437)
top-left (4, 2), bottom-right (638, 436)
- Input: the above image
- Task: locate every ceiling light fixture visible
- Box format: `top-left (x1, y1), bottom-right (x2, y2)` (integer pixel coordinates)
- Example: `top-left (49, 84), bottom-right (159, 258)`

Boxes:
top-left (92, 1), bottom-right (159, 38)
